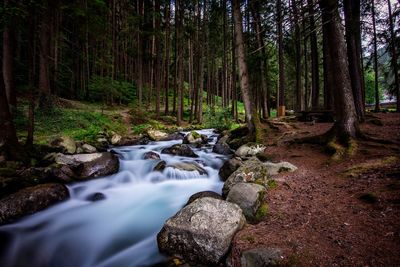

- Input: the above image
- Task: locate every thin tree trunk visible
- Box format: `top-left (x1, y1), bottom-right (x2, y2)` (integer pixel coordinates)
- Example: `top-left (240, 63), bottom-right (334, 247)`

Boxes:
top-left (371, 0), bottom-right (380, 112)
top-left (232, 0), bottom-right (259, 137)
top-left (291, 0), bottom-right (303, 112)
top-left (277, 0), bottom-right (286, 116)
top-left (164, 0), bottom-right (171, 115)
top-left (308, 0), bottom-right (320, 109)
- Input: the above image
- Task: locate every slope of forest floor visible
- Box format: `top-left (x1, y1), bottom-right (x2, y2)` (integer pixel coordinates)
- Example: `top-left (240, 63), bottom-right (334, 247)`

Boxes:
top-left (232, 113), bottom-right (400, 266)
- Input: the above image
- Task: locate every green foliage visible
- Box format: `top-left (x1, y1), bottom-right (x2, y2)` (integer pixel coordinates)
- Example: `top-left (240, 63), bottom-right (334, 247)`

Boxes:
top-left (132, 119), bottom-right (166, 135)
top-left (203, 107), bottom-right (233, 131)
top-left (88, 76), bottom-right (136, 104)
top-left (364, 69), bottom-right (384, 104)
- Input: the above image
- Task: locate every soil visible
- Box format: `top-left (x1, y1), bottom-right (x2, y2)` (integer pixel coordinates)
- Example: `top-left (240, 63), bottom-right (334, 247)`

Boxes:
top-left (231, 113), bottom-right (400, 266)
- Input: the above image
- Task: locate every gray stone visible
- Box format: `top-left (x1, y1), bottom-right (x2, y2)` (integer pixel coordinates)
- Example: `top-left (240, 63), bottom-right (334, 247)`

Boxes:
top-left (55, 152), bottom-right (119, 180)
top-left (227, 183), bottom-right (266, 222)
top-left (235, 143), bottom-right (266, 158)
top-left (167, 162), bottom-right (207, 175)
top-left (157, 197), bottom-right (245, 265)
top-left (0, 184), bottom-right (69, 225)
top-left (161, 144), bottom-right (198, 158)
top-left (186, 191), bottom-right (223, 206)
top-left (147, 130), bottom-right (169, 141)
top-left (222, 157), bottom-right (272, 197)
top-left (50, 136), bottom-right (76, 154)
top-left (110, 133), bottom-right (122, 145)
top-left (219, 158), bottom-right (243, 181)
top-left (143, 151), bottom-right (161, 160)
top-left (82, 144), bottom-right (97, 153)
top-left (241, 248), bottom-right (283, 267)
top-left (154, 161), bottom-right (166, 172)
top-left (263, 161), bottom-right (297, 176)
top-left (213, 142), bottom-right (233, 155)
top-left (183, 131), bottom-right (207, 145)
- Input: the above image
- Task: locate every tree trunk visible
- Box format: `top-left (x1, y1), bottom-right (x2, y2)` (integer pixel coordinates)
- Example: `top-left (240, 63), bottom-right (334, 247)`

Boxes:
top-left (164, 0), bottom-right (171, 115)
top-left (3, 0), bottom-right (17, 109)
top-left (320, 0), bottom-right (359, 141)
top-left (277, 0), bottom-right (286, 116)
top-left (344, 0), bottom-right (365, 121)
top-left (291, 0), bottom-right (303, 112)
top-left (308, 0), bottom-right (320, 109)
top-left (176, 0), bottom-right (184, 125)
top-left (386, 0), bottom-right (400, 112)
top-left (371, 0), bottom-right (380, 112)
top-left (232, 0), bottom-right (259, 137)
top-left (155, 0), bottom-right (161, 118)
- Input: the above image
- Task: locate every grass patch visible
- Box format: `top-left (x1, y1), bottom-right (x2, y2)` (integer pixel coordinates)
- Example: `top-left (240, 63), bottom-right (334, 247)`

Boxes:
top-left (343, 156), bottom-right (398, 178)
top-left (255, 203), bottom-right (269, 221)
top-left (267, 179), bottom-right (278, 189)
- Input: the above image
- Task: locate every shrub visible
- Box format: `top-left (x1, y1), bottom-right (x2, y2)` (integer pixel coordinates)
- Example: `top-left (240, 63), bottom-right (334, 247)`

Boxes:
top-left (88, 76), bottom-right (136, 104)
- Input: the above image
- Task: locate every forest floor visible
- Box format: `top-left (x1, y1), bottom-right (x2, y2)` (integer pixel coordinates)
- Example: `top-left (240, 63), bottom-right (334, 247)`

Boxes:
top-left (232, 113), bottom-right (400, 266)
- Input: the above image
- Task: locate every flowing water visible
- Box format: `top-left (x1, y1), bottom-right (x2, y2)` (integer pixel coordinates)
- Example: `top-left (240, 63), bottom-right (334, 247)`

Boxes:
top-left (0, 129), bottom-right (227, 267)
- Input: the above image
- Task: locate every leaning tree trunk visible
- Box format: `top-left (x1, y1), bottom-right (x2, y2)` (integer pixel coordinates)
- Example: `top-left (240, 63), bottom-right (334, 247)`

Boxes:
top-left (320, 0), bottom-right (359, 141)
top-left (344, 0), bottom-right (365, 122)
top-left (232, 0), bottom-right (260, 138)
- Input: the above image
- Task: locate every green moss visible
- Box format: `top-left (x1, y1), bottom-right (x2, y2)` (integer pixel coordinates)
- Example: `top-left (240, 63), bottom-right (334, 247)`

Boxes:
top-left (267, 179), bottom-right (278, 189)
top-left (190, 131), bottom-right (201, 139)
top-left (255, 203), bottom-right (269, 221)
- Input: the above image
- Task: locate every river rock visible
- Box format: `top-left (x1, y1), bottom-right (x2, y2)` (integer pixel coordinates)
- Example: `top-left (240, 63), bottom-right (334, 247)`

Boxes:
top-left (147, 130), bottom-right (169, 141)
top-left (235, 143), bottom-right (266, 158)
top-left (82, 144), bottom-right (97, 153)
top-left (183, 131), bottom-right (207, 145)
top-left (212, 142), bottom-right (233, 155)
top-left (154, 160), bottom-right (166, 172)
top-left (86, 192), bottom-right (106, 202)
top-left (241, 248), bottom-right (283, 267)
top-left (50, 136), bottom-right (76, 154)
top-left (226, 183), bottom-right (266, 223)
top-left (55, 152), bottom-right (119, 180)
top-left (110, 133), bottom-right (122, 145)
top-left (186, 191), bottom-right (223, 206)
top-left (0, 183), bottom-right (69, 225)
top-left (222, 157), bottom-right (272, 197)
top-left (161, 144), bottom-right (198, 158)
top-left (219, 158), bottom-right (243, 181)
top-left (168, 162), bottom-right (207, 175)
top-left (143, 151), bottom-right (161, 160)
top-left (264, 161), bottom-right (297, 175)
top-left (157, 197), bottom-right (246, 265)
top-left (163, 132), bottom-right (185, 141)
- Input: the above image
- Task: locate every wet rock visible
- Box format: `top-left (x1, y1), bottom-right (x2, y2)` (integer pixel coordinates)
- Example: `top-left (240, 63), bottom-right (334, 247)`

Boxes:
top-left (213, 142), bottom-right (233, 155)
top-left (222, 157), bottom-right (272, 197)
top-left (163, 132), bottom-right (185, 141)
top-left (154, 160), bottom-right (167, 172)
top-left (264, 161), bottom-right (297, 175)
top-left (167, 162), bottom-right (207, 175)
top-left (50, 136), bottom-right (76, 154)
top-left (86, 192), bottom-right (106, 202)
top-left (226, 182), bottom-right (266, 223)
top-left (157, 197), bottom-right (245, 265)
top-left (235, 143), bottom-right (266, 158)
top-left (55, 152), bottom-right (119, 180)
top-left (143, 151), bottom-right (161, 160)
top-left (0, 183), bottom-right (69, 225)
top-left (110, 133), bottom-right (122, 145)
top-left (241, 248), bottom-right (283, 267)
top-left (219, 158), bottom-right (243, 181)
top-left (147, 130), bottom-right (169, 141)
top-left (118, 136), bottom-right (150, 146)
top-left (186, 191), bottom-right (223, 206)
top-left (82, 144), bottom-right (97, 153)
top-left (183, 131), bottom-right (207, 145)
top-left (161, 144), bottom-right (198, 158)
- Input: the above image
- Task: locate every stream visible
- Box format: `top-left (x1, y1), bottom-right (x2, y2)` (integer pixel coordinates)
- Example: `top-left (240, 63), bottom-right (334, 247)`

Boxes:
top-left (0, 129), bottom-right (228, 267)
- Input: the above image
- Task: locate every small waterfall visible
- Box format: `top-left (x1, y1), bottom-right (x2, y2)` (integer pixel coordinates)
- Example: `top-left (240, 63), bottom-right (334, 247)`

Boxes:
top-left (0, 129), bottom-right (228, 267)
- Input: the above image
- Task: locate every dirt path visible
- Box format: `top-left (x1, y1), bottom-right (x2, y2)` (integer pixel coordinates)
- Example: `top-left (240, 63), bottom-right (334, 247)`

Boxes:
top-left (232, 113), bottom-right (400, 266)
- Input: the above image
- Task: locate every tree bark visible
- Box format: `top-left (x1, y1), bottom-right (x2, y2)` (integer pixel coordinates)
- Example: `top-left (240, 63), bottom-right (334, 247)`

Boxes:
top-left (277, 0), bottom-right (286, 116)
top-left (232, 0), bottom-right (259, 137)
top-left (371, 0), bottom-right (380, 112)
top-left (344, 0), bottom-right (365, 121)
top-left (320, 0), bottom-right (359, 141)
top-left (308, 0), bottom-right (320, 109)
top-left (291, 0), bottom-right (303, 112)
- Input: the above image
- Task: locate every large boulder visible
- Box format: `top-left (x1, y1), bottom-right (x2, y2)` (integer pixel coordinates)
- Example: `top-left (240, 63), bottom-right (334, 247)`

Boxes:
top-left (82, 144), bottom-right (97, 153)
top-left (183, 131), bottom-right (207, 145)
top-left (161, 144), bottom-right (198, 158)
top-left (219, 158), bottom-right (243, 181)
top-left (240, 248), bottom-right (283, 267)
top-left (0, 184), bottom-right (69, 225)
top-left (50, 136), bottom-right (76, 154)
top-left (226, 183), bottom-right (266, 223)
top-left (264, 161), bottom-right (297, 175)
top-left (55, 152), bottom-right (119, 180)
top-left (157, 197), bottom-right (245, 265)
top-left (235, 143), bottom-right (266, 158)
top-left (147, 130), bottom-right (169, 141)
top-left (212, 142), bottom-right (233, 155)
top-left (185, 191), bottom-right (223, 206)
top-left (222, 157), bottom-right (272, 197)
